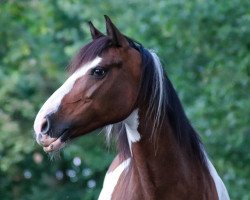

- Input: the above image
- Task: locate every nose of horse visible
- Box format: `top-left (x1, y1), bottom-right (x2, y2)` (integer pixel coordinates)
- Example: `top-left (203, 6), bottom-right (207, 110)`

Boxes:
top-left (41, 115), bottom-right (51, 135)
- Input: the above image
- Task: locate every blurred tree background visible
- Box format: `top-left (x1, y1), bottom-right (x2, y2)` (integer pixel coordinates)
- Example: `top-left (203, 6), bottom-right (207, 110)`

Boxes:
top-left (0, 0), bottom-right (249, 199)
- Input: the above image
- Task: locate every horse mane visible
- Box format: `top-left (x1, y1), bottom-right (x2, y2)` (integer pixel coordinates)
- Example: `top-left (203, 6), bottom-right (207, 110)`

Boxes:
top-left (108, 38), bottom-right (208, 169)
top-left (68, 35), bottom-right (208, 169)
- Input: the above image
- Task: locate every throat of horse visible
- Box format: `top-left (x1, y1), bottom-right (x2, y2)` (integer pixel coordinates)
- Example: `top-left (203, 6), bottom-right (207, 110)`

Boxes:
top-left (125, 109), bottom-right (212, 199)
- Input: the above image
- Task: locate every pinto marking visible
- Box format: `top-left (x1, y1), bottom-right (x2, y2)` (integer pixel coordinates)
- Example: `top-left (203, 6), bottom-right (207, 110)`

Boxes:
top-left (124, 109), bottom-right (141, 154)
top-left (205, 155), bottom-right (230, 200)
top-left (98, 158), bottom-right (131, 200)
top-left (105, 109), bottom-right (141, 155)
top-left (34, 57), bottom-right (102, 134)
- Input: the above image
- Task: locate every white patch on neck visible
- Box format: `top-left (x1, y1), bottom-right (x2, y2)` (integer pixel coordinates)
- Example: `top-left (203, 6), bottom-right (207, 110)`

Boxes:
top-left (34, 57), bottom-right (102, 134)
top-left (124, 109), bottom-right (141, 155)
top-left (204, 152), bottom-right (230, 200)
top-left (98, 158), bottom-right (131, 200)
top-left (104, 109), bottom-right (141, 155)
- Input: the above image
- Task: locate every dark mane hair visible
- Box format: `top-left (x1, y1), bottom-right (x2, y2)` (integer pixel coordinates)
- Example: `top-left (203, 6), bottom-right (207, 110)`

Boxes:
top-left (69, 35), bottom-right (208, 169)
top-left (135, 44), bottom-right (207, 165)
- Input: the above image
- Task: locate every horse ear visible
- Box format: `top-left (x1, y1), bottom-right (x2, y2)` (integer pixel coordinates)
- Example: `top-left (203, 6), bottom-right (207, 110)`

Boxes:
top-left (88, 21), bottom-right (104, 40)
top-left (104, 15), bottom-right (128, 47)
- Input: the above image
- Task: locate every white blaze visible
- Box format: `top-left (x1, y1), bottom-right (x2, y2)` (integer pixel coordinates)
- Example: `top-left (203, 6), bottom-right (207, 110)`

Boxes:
top-left (34, 57), bottom-right (102, 134)
top-left (98, 158), bottom-right (131, 200)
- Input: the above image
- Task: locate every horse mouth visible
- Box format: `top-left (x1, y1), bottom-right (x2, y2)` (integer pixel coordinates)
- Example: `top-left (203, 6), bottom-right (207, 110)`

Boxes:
top-left (42, 136), bottom-right (65, 152)
top-left (37, 130), bottom-right (70, 153)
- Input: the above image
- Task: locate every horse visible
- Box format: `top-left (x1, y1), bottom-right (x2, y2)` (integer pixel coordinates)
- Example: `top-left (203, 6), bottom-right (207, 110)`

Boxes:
top-left (33, 16), bottom-right (230, 200)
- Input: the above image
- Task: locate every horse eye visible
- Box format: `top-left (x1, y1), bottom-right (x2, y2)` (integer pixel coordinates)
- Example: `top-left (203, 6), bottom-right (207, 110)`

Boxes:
top-left (91, 67), bottom-right (107, 78)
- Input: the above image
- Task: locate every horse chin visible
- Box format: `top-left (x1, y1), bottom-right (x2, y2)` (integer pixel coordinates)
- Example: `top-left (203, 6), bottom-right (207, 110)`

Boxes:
top-left (42, 136), bottom-right (66, 153)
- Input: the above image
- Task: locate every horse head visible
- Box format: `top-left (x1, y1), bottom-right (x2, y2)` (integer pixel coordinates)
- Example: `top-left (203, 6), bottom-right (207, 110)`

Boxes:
top-left (34, 16), bottom-right (142, 152)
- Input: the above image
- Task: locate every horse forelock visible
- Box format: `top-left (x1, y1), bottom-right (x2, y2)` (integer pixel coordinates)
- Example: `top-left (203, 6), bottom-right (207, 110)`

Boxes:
top-left (68, 36), bottom-right (112, 74)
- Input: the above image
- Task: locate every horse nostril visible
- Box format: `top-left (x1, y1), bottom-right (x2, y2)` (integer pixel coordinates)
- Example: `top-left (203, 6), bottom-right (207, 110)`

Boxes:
top-left (41, 116), bottom-right (50, 134)
top-left (38, 133), bottom-right (42, 140)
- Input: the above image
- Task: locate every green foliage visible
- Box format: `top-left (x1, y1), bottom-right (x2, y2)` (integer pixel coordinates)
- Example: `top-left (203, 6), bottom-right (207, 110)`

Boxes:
top-left (0, 0), bottom-right (249, 199)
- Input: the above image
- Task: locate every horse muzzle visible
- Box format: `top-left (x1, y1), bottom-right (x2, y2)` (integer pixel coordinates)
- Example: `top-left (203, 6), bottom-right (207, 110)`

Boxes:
top-left (34, 114), bottom-right (70, 152)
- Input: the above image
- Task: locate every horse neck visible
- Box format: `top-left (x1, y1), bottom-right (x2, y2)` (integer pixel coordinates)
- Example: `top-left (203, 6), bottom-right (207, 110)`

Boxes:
top-left (128, 107), bottom-right (216, 199)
